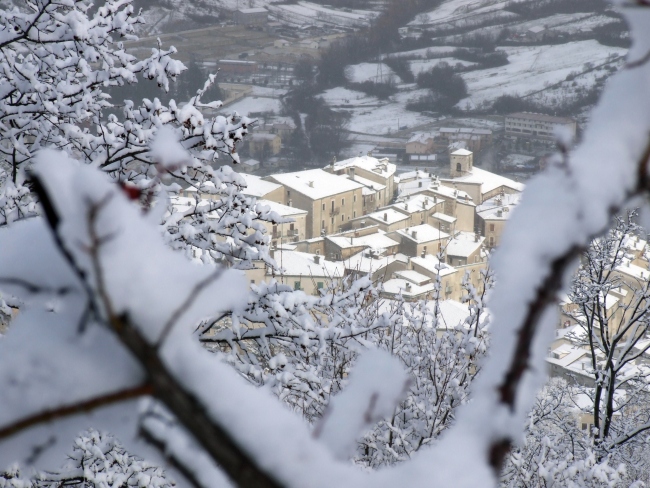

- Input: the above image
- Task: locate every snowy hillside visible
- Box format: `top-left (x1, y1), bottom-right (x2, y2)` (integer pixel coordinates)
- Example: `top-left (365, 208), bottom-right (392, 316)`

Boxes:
top-left (267, 1), bottom-right (379, 29)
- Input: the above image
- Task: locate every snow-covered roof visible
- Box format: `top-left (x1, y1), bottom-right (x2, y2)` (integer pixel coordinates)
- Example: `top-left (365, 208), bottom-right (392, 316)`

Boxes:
top-left (326, 232), bottom-right (398, 251)
top-left (242, 158), bottom-right (260, 167)
top-left (434, 300), bottom-right (472, 330)
top-left (407, 132), bottom-right (434, 144)
top-left (476, 192), bottom-right (521, 220)
top-left (393, 193), bottom-right (437, 214)
top-left (256, 199), bottom-right (307, 218)
top-left (410, 254), bottom-right (457, 277)
top-left (275, 251), bottom-right (345, 278)
top-left (394, 269), bottom-right (431, 286)
top-left (349, 173), bottom-right (386, 192)
top-left (397, 224), bottom-right (449, 243)
top-left (365, 208), bottom-right (411, 225)
top-left (447, 167), bottom-right (525, 196)
top-left (451, 148), bottom-right (473, 156)
top-left (238, 7), bottom-right (268, 14)
top-left (446, 231), bottom-right (484, 258)
top-left (507, 112), bottom-right (575, 124)
top-left (431, 212), bottom-right (456, 224)
top-left (270, 169), bottom-right (363, 200)
top-left (382, 278), bottom-right (435, 298)
top-left (344, 251), bottom-right (408, 275)
top-left (331, 155), bottom-right (396, 178)
top-left (241, 174), bottom-right (283, 199)
top-left (616, 260), bottom-right (650, 280)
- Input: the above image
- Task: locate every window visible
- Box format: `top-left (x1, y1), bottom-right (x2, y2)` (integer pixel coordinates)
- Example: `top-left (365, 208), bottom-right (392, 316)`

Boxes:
top-left (341, 214), bottom-right (344, 222)
top-left (331, 200), bottom-right (334, 212)
top-left (290, 223), bottom-right (295, 231)
top-left (456, 163), bottom-right (462, 172)
top-left (489, 237), bottom-right (495, 246)
top-left (250, 279), bottom-right (255, 284)
top-left (489, 224), bottom-right (495, 232)
top-left (321, 220), bottom-right (325, 231)
top-left (353, 194), bottom-right (356, 203)
top-left (287, 190), bottom-right (291, 198)
top-left (322, 203), bottom-right (325, 211)
top-left (317, 282), bottom-right (324, 290)
top-left (341, 198), bottom-right (345, 206)
top-left (424, 245), bottom-right (427, 253)
top-left (294, 281), bottom-right (301, 291)
top-left (331, 217), bottom-right (334, 225)
top-left (353, 211), bottom-right (356, 218)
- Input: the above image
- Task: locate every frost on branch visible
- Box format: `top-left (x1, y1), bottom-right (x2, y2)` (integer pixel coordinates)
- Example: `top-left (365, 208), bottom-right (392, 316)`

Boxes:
top-left (0, 0), bottom-right (270, 268)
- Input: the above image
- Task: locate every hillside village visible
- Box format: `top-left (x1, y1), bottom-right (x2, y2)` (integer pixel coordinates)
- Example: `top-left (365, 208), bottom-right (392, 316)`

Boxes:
top-left (138, 0), bottom-right (649, 410)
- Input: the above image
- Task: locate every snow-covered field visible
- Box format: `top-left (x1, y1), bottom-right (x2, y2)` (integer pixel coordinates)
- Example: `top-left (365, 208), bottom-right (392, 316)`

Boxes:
top-left (268, 1), bottom-right (379, 28)
top-left (223, 96), bottom-right (282, 116)
top-left (409, 0), bottom-right (515, 28)
top-left (409, 58), bottom-right (477, 76)
top-left (337, 100), bottom-right (432, 134)
top-left (459, 40), bottom-right (627, 107)
top-left (320, 87), bottom-right (380, 107)
top-left (345, 63), bottom-right (402, 84)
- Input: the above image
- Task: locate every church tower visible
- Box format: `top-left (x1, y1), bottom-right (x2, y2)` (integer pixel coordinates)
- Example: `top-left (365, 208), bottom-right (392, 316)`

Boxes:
top-left (450, 149), bottom-right (473, 177)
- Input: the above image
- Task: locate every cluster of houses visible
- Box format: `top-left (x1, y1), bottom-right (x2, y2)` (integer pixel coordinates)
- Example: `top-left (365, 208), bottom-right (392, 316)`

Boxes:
top-left (175, 147), bottom-right (525, 303)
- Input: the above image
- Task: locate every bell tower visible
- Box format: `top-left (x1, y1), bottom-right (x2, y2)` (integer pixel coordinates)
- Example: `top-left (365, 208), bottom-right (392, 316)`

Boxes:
top-left (450, 149), bottom-right (473, 177)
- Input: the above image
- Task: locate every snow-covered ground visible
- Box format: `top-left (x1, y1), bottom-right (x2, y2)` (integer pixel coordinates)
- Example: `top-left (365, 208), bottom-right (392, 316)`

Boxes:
top-left (345, 63), bottom-right (402, 84)
top-left (409, 58), bottom-right (478, 76)
top-left (223, 96), bottom-right (282, 116)
top-left (320, 87), bottom-right (380, 107)
top-left (338, 100), bottom-right (432, 134)
top-left (409, 0), bottom-right (516, 29)
top-left (459, 40), bottom-right (627, 107)
top-left (268, 1), bottom-right (379, 28)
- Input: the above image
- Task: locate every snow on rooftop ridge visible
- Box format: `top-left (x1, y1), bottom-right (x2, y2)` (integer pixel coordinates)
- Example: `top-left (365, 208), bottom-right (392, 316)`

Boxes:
top-left (275, 250), bottom-right (345, 278)
top-left (397, 224), bottom-right (449, 243)
top-left (270, 169), bottom-right (363, 199)
top-left (257, 199), bottom-right (307, 217)
top-left (331, 154), bottom-right (396, 177)
top-left (240, 174), bottom-right (282, 198)
top-left (446, 231), bottom-right (484, 258)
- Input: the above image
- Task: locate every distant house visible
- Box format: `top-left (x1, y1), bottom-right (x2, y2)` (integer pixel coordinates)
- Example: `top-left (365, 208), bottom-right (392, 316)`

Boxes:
top-left (526, 25), bottom-right (546, 41)
top-left (249, 133), bottom-right (281, 159)
top-left (505, 112), bottom-right (577, 142)
top-left (437, 128), bottom-right (493, 153)
top-left (241, 159), bottom-right (260, 173)
top-left (406, 133), bottom-right (435, 155)
top-left (233, 7), bottom-right (268, 26)
top-left (217, 59), bottom-right (258, 76)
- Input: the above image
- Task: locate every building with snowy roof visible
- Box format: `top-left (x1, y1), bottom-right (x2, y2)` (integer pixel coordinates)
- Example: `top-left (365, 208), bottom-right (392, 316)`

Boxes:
top-left (392, 224), bottom-right (450, 258)
top-left (268, 250), bottom-right (344, 296)
top-left (344, 249), bottom-right (409, 282)
top-left (328, 155), bottom-right (396, 207)
top-left (325, 229), bottom-right (400, 260)
top-left (233, 7), bottom-right (268, 26)
top-left (476, 193), bottom-right (521, 248)
top-left (442, 150), bottom-right (524, 204)
top-left (240, 174), bottom-right (285, 203)
top-left (446, 231), bottom-right (485, 266)
top-left (266, 169), bottom-right (364, 238)
top-left (505, 112), bottom-right (576, 142)
top-left (256, 200), bottom-right (307, 248)
top-left (350, 208), bottom-right (411, 233)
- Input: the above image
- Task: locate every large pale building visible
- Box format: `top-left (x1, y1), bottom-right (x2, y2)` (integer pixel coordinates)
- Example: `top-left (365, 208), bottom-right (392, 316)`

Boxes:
top-left (328, 155), bottom-right (397, 208)
top-left (505, 112), bottom-right (577, 142)
top-left (266, 169), bottom-right (364, 238)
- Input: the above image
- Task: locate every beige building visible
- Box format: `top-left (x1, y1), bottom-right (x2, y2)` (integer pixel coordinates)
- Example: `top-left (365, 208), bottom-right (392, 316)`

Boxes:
top-left (257, 200), bottom-right (308, 248)
top-left (267, 169), bottom-right (364, 238)
top-left (324, 228), bottom-right (400, 261)
top-left (405, 133), bottom-right (435, 155)
top-left (350, 208), bottom-right (411, 233)
top-left (442, 150), bottom-right (524, 204)
top-left (328, 155), bottom-right (397, 208)
top-left (437, 128), bottom-right (493, 153)
top-left (476, 193), bottom-right (520, 248)
top-left (239, 174), bottom-right (285, 203)
top-left (249, 133), bottom-right (281, 159)
top-left (505, 112), bottom-right (577, 142)
top-left (391, 224), bottom-right (450, 258)
top-left (445, 231), bottom-right (485, 267)
top-left (269, 250), bottom-right (345, 295)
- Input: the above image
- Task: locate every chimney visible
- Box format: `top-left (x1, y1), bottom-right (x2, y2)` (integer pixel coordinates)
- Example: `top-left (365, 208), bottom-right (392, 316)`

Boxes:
top-left (383, 212), bottom-right (388, 222)
top-left (421, 250), bottom-right (426, 258)
top-left (406, 282), bottom-right (412, 292)
top-left (314, 255), bottom-right (320, 265)
top-left (475, 232), bottom-right (479, 242)
top-left (497, 209), bottom-right (503, 217)
top-left (412, 230), bottom-right (417, 239)
top-left (405, 203), bottom-right (409, 210)
top-left (308, 181), bottom-right (314, 188)
top-left (419, 181), bottom-right (423, 188)
top-left (350, 167), bottom-right (355, 177)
